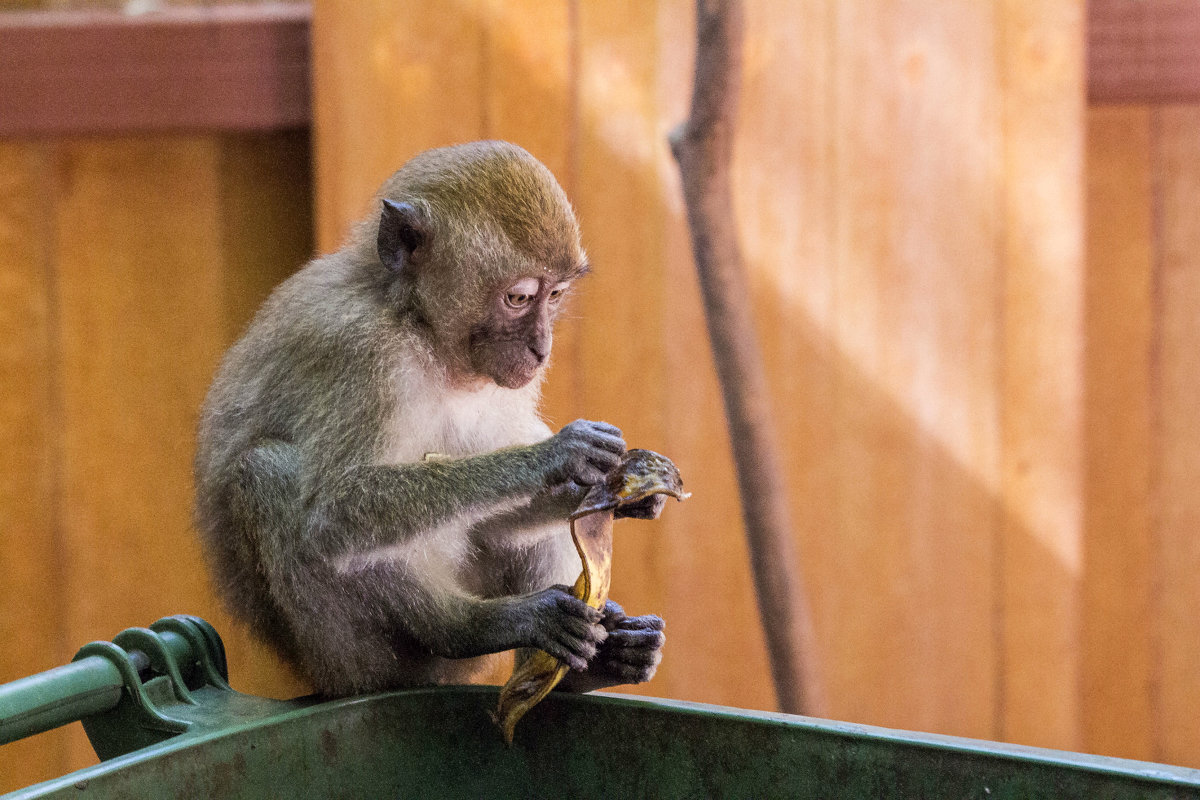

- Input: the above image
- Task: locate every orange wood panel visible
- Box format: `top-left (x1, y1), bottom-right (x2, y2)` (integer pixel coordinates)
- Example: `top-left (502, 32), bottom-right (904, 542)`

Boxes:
top-left (311, 0), bottom-right (487, 252)
top-left (997, 0), bottom-right (1086, 751)
top-left (0, 143), bottom-right (72, 793)
top-left (737, 0), bottom-right (834, 718)
top-left (46, 134), bottom-right (313, 773)
top-left (655, 0), bottom-right (780, 711)
top-left (50, 137), bottom-right (234, 773)
top-left (1082, 105), bottom-right (1157, 761)
top-left (1153, 104), bottom-right (1200, 769)
top-left (827, 0), bottom-right (1002, 739)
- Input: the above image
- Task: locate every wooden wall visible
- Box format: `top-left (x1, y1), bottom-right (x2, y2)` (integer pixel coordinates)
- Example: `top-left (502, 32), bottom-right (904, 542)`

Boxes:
top-left (0, 134), bottom-right (313, 791)
top-left (1, 0), bottom-right (1199, 792)
top-left (1085, 104), bottom-right (1200, 767)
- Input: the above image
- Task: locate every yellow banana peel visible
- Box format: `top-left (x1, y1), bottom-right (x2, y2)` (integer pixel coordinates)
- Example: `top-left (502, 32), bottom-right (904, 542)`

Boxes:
top-left (494, 448), bottom-right (688, 744)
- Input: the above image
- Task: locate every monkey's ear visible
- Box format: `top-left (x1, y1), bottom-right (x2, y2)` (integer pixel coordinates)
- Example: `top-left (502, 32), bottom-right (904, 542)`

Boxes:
top-left (377, 199), bottom-right (429, 274)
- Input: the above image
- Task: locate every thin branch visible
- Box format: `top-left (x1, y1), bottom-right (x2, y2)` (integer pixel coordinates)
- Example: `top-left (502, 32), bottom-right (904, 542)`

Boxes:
top-left (669, 0), bottom-right (822, 715)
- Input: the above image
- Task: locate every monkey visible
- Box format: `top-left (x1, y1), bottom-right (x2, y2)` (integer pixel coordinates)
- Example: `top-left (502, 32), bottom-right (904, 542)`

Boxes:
top-left (194, 140), bottom-right (667, 698)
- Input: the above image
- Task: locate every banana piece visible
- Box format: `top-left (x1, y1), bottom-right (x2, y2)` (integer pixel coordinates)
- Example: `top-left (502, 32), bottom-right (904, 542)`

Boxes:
top-left (494, 449), bottom-right (688, 744)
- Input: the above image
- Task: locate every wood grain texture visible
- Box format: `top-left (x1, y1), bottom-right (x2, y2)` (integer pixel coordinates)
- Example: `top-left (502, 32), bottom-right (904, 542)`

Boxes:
top-left (828, 0), bottom-right (1002, 739)
top-left (0, 4), bottom-right (311, 136)
top-left (997, 0), bottom-right (1085, 751)
top-left (738, 0), bottom-right (833, 718)
top-left (1089, 0), bottom-right (1200, 103)
top-left (311, 0), bottom-right (487, 252)
top-left (0, 144), bottom-right (72, 794)
top-left (48, 137), bottom-right (233, 772)
top-left (1083, 106), bottom-right (1157, 762)
top-left (1153, 105), bottom-right (1200, 768)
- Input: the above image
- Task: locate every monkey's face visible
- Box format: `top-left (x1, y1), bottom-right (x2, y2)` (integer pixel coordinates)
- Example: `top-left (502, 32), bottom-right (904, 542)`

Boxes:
top-left (469, 276), bottom-right (571, 389)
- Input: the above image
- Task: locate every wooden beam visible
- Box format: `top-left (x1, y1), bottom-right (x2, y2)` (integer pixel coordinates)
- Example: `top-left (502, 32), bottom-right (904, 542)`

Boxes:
top-left (0, 1), bottom-right (1194, 137)
top-left (0, 4), bottom-right (310, 136)
top-left (1089, 0), bottom-right (1200, 104)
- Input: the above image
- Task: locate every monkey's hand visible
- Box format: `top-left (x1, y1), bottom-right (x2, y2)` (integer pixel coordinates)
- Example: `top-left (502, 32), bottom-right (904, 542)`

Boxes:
top-left (557, 599), bottom-right (665, 693)
top-left (540, 420), bottom-right (626, 488)
top-left (520, 585), bottom-right (609, 672)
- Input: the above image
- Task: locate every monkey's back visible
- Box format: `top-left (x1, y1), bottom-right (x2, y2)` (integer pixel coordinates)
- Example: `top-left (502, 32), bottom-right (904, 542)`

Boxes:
top-left (193, 254), bottom-right (402, 674)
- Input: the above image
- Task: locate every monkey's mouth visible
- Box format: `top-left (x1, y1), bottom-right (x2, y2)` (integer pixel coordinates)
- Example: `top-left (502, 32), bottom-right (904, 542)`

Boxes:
top-left (492, 363), bottom-right (540, 390)
top-left (490, 351), bottom-right (543, 389)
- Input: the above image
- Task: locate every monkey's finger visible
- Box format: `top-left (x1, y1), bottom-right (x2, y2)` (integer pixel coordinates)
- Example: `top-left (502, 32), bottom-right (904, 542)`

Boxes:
top-left (584, 420), bottom-right (624, 438)
top-left (599, 659), bottom-right (659, 685)
top-left (602, 630), bottom-right (666, 662)
top-left (572, 464), bottom-right (608, 486)
top-left (557, 614), bottom-right (608, 645)
top-left (547, 634), bottom-right (598, 671)
top-left (585, 431), bottom-right (627, 454)
top-left (600, 599), bottom-right (627, 629)
top-left (585, 450), bottom-right (622, 473)
top-left (611, 613), bottom-right (665, 632)
top-left (552, 590), bottom-right (604, 624)
top-left (542, 644), bottom-right (589, 673)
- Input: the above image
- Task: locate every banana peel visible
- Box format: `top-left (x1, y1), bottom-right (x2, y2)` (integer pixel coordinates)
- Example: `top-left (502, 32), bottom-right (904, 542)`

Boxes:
top-left (493, 448), bottom-right (688, 744)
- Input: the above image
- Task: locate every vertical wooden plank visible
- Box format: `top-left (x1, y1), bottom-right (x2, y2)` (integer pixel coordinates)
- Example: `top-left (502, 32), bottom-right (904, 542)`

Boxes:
top-left (998, 0), bottom-right (1086, 751)
top-left (0, 143), bottom-right (70, 793)
top-left (1082, 105), bottom-right (1156, 761)
top-left (1154, 104), bottom-right (1200, 769)
top-left (311, 0), bottom-right (487, 251)
top-left (726, 0), bottom-right (837, 713)
top-left (827, 0), bottom-right (1001, 738)
top-left (52, 136), bottom-right (230, 772)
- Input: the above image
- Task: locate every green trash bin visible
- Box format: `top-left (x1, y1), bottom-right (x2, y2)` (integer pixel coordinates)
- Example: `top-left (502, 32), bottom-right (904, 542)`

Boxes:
top-left (2, 616), bottom-right (1199, 799)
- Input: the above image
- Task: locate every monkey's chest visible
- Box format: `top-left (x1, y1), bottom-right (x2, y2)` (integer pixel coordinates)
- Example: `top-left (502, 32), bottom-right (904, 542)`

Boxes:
top-left (379, 386), bottom-right (546, 463)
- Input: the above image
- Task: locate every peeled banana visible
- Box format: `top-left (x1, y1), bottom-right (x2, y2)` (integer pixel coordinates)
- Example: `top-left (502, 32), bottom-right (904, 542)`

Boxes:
top-left (494, 448), bottom-right (688, 743)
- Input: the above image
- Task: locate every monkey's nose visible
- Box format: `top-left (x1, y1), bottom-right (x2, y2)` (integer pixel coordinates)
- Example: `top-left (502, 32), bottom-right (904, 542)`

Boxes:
top-left (529, 344), bottom-right (548, 364)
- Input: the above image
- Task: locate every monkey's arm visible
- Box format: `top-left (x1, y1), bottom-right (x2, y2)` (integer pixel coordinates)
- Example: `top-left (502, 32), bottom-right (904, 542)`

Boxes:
top-left (308, 419), bottom-right (624, 556)
top-left (226, 439), bottom-right (612, 679)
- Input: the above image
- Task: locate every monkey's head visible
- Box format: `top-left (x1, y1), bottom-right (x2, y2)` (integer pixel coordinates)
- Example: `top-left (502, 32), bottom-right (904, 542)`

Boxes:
top-left (372, 141), bottom-right (589, 390)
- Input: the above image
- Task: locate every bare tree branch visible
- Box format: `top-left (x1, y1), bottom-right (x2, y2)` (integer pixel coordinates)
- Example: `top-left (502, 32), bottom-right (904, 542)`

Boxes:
top-left (669, 0), bottom-right (822, 715)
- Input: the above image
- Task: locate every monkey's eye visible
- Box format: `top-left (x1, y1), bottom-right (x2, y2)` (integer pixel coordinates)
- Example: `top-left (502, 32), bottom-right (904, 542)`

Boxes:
top-left (506, 292), bottom-right (533, 308)
top-left (504, 277), bottom-right (541, 310)
top-left (548, 282), bottom-right (570, 303)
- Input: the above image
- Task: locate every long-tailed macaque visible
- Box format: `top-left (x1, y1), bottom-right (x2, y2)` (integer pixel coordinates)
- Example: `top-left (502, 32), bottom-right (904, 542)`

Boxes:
top-left (194, 141), bottom-right (665, 696)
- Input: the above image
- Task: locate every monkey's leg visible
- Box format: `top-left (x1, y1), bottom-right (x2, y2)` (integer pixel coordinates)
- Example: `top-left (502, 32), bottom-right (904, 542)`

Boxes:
top-left (222, 439), bottom-right (310, 664)
top-left (284, 558), bottom-right (610, 693)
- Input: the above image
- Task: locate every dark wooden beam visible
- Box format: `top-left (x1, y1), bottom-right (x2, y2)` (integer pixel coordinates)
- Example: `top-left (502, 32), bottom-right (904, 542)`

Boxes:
top-left (1089, 0), bottom-right (1200, 104)
top-left (0, 4), bottom-right (310, 137)
top-left (0, 1), bottom-right (1195, 136)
